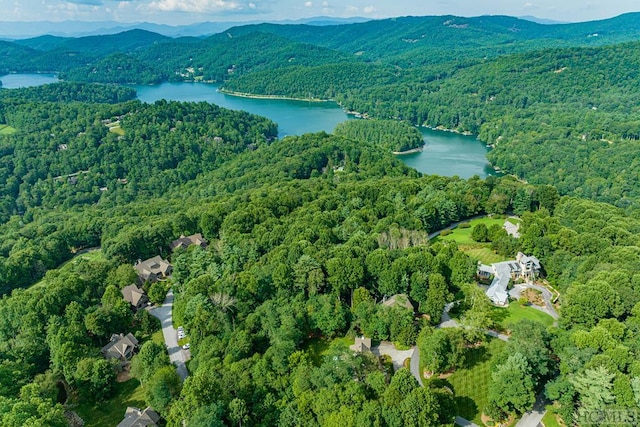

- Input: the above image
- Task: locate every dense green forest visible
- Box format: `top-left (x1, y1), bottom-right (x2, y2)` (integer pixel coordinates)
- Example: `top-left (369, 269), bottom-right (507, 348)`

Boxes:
top-left (0, 83), bottom-right (277, 225)
top-left (2, 82), bottom-right (638, 426)
top-left (3, 12), bottom-right (640, 426)
top-left (224, 41), bottom-right (640, 211)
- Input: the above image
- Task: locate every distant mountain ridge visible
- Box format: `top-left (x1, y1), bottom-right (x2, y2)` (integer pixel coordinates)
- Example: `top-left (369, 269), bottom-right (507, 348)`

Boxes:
top-left (0, 16), bottom-right (370, 39)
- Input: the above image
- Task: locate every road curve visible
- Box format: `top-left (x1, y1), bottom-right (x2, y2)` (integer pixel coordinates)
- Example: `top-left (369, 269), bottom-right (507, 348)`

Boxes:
top-left (149, 289), bottom-right (189, 381)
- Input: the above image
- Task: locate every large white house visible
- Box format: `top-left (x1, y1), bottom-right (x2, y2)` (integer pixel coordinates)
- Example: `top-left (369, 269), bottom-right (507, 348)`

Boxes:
top-left (477, 252), bottom-right (541, 305)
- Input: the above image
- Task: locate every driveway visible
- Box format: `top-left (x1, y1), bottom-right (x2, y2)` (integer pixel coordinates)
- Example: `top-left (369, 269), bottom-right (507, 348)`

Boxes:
top-left (438, 302), bottom-right (509, 342)
top-left (150, 289), bottom-right (189, 381)
top-left (516, 392), bottom-right (547, 427)
top-left (455, 416), bottom-right (480, 427)
top-left (372, 342), bottom-right (418, 380)
top-left (409, 345), bottom-right (424, 386)
top-left (509, 283), bottom-right (559, 320)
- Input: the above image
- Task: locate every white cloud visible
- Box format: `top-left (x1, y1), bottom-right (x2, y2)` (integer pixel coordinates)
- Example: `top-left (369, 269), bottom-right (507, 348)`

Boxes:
top-left (345, 5), bottom-right (357, 13)
top-left (363, 5), bottom-right (376, 14)
top-left (322, 1), bottom-right (329, 7)
top-left (305, 1), bottom-right (312, 7)
top-left (147, 0), bottom-right (243, 13)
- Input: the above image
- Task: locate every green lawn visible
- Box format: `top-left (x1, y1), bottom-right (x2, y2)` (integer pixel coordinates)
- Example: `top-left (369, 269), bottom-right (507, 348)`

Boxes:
top-left (0, 124), bottom-right (16, 135)
top-left (436, 217), bottom-right (508, 245)
top-left (491, 303), bottom-right (554, 331)
top-left (152, 330), bottom-right (165, 345)
top-left (304, 336), bottom-right (354, 366)
top-left (29, 249), bottom-right (104, 290)
top-left (541, 407), bottom-right (563, 427)
top-left (446, 338), bottom-right (506, 425)
top-left (459, 245), bottom-right (510, 265)
top-left (74, 378), bottom-right (146, 427)
top-left (108, 124), bottom-right (125, 136)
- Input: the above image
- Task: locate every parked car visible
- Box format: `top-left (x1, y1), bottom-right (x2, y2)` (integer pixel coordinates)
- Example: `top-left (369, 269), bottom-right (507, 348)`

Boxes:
top-left (183, 343), bottom-right (190, 350)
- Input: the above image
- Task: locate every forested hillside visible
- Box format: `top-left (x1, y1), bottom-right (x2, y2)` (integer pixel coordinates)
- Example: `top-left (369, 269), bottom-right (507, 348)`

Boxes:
top-left (0, 83), bottom-right (277, 225)
top-left (225, 41), bottom-right (640, 210)
top-left (2, 12), bottom-right (640, 426)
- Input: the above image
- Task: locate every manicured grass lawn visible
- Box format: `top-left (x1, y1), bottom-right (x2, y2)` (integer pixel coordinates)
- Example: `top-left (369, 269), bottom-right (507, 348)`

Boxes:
top-left (75, 378), bottom-right (145, 427)
top-left (0, 124), bottom-right (16, 135)
top-left (459, 245), bottom-right (510, 265)
top-left (436, 217), bottom-right (508, 245)
top-left (541, 407), bottom-right (563, 427)
top-left (304, 336), bottom-right (354, 366)
top-left (491, 303), bottom-right (554, 331)
top-left (29, 249), bottom-right (104, 290)
top-left (446, 338), bottom-right (506, 425)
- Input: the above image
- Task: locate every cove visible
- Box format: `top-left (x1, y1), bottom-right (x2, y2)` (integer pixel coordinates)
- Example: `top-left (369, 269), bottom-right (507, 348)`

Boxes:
top-left (403, 128), bottom-right (498, 178)
top-left (2, 75), bottom-right (495, 178)
top-left (0, 73), bottom-right (58, 88)
top-left (135, 82), bottom-right (496, 178)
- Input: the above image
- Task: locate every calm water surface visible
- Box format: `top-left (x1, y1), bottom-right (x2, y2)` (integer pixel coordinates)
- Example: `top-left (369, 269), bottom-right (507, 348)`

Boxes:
top-left (403, 128), bottom-right (497, 178)
top-left (3, 75), bottom-right (494, 178)
top-left (135, 82), bottom-right (346, 138)
top-left (0, 73), bottom-right (58, 88)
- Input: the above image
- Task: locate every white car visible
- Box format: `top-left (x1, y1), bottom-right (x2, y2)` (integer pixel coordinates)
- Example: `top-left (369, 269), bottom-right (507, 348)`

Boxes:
top-left (182, 343), bottom-right (190, 350)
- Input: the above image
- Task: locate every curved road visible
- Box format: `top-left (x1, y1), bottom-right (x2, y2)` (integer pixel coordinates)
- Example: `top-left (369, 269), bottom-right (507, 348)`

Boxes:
top-left (150, 289), bottom-right (189, 381)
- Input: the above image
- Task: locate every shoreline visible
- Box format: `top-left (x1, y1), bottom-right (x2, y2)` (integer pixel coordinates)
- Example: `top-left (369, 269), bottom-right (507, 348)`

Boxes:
top-left (422, 125), bottom-right (474, 137)
top-left (393, 146), bottom-right (424, 155)
top-left (218, 88), bottom-right (332, 103)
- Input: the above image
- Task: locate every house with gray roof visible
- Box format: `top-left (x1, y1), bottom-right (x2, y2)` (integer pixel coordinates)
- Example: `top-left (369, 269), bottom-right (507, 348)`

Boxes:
top-left (121, 284), bottom-right (149, 311)
top-left (478, 253), bottom-right (541, 306)
top-left (101, 333), bottom-right (139, 361)
top-left (116, 407), bottom-right (160, 427)
top-left (350, 336), bottom-right (372, 353)
top-left (134, 256), bottom-right (172, 283)
top-left (381, 293), bottom-right (414, 311)
top-left (170, 233), bottom-right (208, 251)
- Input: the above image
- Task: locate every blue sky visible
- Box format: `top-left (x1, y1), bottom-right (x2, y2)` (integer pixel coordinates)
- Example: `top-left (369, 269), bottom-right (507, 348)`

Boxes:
top-left (3, 0), bottom-right (639, 24)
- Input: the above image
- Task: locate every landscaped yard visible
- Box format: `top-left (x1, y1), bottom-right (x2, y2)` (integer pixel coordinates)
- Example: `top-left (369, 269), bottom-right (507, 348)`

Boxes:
top-left (491, 303), bottom-right (554, 331)
top-left (541, 407), bottom-right (564, 427)
top-left (0, 124), bottom-right (16, 135)
top-left (446, 338), bottom-right (507, 425)
top-left (29, 249), bottom-right (104, 290)
top-left (304, 336), bottom-right (354, 366)
top-left (436, 217), bottom-right (518, 245)
top-left (434, 217), bottom-right (520, 264)
top-left (74, 378), bottom-right (145, 427)
top-left (459, 245), bottom-right (509, 265)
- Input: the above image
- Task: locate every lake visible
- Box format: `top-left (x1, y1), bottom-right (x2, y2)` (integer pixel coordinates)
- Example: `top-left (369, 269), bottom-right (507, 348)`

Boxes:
top-left (0, 73), bottom-right (58, 88)
top-left (135, 82), bottom-right (496, 178)
top-left (1, 74), bottom-right (495, 178)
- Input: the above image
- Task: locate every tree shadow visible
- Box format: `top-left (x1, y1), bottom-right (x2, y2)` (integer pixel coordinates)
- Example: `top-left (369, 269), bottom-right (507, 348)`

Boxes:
top-left (462, 345), bottom-right (490, 369)
top-left (454, 395), bottom-right (479, 422)
top-left (489, 306), bottom-right (509, 325)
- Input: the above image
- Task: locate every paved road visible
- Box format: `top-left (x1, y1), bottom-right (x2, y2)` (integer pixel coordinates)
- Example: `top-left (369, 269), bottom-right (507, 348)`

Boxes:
top-left (438, 302), bottom-right (509, 342)
top-left (428, 215), bottom-right (486, 240)
top-left (150, 289), bottom-right (189, 381)
top-left (516, 393), bottom-right (547, 427)
top-left (409, 346), bottom-right (424, 386)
